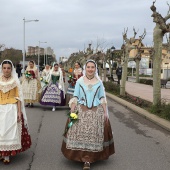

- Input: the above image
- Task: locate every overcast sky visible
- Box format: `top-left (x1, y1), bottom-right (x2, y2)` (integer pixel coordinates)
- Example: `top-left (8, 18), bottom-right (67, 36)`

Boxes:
top-left (0, 0), bottom-right (168, 61)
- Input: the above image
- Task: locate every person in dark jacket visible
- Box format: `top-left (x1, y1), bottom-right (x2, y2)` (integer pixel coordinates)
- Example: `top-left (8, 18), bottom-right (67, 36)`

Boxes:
top-left (116, 65), bottom-right (122, 85)
top-left (16, 63), bottom-right (22, 78)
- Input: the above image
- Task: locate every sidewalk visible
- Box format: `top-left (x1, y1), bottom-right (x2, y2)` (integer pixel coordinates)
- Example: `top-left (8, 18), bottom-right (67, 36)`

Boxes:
top-left (105, 80), bottom-right (170, 132)
top-left (126, 81), bottom-right (170, 103)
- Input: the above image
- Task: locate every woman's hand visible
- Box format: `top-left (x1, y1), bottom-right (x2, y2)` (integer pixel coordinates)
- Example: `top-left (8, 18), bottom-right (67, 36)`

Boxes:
top-left (17, 112), bottom-right (22, 122)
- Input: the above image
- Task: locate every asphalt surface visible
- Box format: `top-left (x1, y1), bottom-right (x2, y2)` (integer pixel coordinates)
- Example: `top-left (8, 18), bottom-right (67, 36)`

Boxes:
top-left (0, 97), bottom-right (170, 170)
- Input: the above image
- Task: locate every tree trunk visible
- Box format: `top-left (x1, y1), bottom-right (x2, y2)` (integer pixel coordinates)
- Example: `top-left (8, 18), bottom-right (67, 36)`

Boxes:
top-left (109, 60), bottom-right (112, 76)
top-left (103, 57), bottom-right (107, 82)
top-left (153, 24), bottom-right (163, 105)
top-left (98, 66), bottom-right (101, 77)
top-left (120, 51), bottom-right (128, 96)
top-left (135, 59), bottom-right (140, 83)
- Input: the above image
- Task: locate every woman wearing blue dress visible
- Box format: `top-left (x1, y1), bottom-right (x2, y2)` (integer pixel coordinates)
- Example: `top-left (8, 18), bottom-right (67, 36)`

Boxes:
top-left (61, 60), bottom-right (115, 170)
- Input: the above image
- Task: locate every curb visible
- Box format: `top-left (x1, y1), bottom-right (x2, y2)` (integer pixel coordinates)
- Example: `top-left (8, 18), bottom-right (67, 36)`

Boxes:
top-left (106, 92), bottom-right (170, 132)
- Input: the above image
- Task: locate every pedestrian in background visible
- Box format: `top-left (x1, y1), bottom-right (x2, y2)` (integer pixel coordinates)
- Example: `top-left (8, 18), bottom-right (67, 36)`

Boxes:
top-left (16, 63), bottom-right (22, 78)
top-left (116, 65), bottom-right (122, 85)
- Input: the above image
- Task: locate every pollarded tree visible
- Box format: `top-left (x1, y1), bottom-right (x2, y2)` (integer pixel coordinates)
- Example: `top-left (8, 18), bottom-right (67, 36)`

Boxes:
top-left (150, 1), bottom-right (170, 105)
top-left (134, 29), bottom-right (146, 83)
top-left (120, 28), bottom-right (136, 96)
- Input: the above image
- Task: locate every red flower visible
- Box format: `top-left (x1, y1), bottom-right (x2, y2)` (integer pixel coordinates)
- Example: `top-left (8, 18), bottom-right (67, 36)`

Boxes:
top-left (28, 70), bottom-right (35, 78)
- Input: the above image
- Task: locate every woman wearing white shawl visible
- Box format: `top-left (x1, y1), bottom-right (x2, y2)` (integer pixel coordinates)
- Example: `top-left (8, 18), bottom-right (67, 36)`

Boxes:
top-left (40, 64), bottom-right (51, 88)
top-left (66, 62), bottom-right (83, 105)
top-left (61, 60), bottom-right (115, 170)
top-left (0, 60), bottom-right (31, 164)
top-left (22, 60), bottom-right (41, 107)
top-left (40, 63), bottom-right (65, 111)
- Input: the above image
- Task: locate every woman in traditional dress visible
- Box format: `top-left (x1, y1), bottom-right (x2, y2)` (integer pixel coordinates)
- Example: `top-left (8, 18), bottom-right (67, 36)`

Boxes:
top-left (40, 64), bottom-right (51, 88)
top-left (40, 63), bottom-right (65, 111)
top-left (22, 60), bottom-right (41, 107)
top-left (59, 62), bottom-right (66, 83)
top-left (66, 62), bottom-right (83, 105)
top-left (0, 60), bottom-right (31, 164)
top-left (61, 60), bottom-right (115, 170)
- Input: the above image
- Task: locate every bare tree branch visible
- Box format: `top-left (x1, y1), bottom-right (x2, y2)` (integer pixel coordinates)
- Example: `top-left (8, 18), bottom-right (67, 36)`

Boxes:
top-left (139, 28), bottom-right (146, 42)
top-left (133, 26), bottom-right (137, 38)
top-left (167, 1), bottom-right (170, 15)
top-left (164, 1), bottom-right (170, 21)
top-left (166, 33), bottom-right (169, 43)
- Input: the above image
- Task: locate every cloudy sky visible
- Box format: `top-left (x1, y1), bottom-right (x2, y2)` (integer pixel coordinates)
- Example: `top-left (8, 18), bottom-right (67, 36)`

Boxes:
top-left (0, 0), bottom-right (168, 61)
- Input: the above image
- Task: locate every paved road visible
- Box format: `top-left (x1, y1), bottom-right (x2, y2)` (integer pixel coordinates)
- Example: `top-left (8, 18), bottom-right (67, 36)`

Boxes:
top-left (0, 98), bottom-right (170, 170)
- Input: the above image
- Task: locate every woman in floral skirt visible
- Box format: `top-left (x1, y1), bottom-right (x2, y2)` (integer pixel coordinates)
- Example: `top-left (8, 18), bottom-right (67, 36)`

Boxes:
top-left (22, 60), bottom-right (41, 107)
top-left (40, 63), bottom-right (65, 111)
top-left (61, 60), bottom-right (115, 170)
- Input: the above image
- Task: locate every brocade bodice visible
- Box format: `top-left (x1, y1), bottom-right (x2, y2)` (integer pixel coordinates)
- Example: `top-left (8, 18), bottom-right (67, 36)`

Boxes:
top-left (51, 75), bottom-right (60, 84)
top-left (73, 77), bottom-right (105, 108)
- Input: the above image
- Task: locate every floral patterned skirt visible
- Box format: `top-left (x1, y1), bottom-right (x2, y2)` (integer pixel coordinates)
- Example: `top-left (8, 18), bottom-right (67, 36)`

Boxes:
top-left (61, 104), bottom-right (115, 163)
top-left (22, 79), bottom-right (41, 103)
top-left (65, 84), bottom-right (75, 106)
top-left (40, 82), bottom-right (65, 106)
top-left (0, 115), bottom-right (31, 157)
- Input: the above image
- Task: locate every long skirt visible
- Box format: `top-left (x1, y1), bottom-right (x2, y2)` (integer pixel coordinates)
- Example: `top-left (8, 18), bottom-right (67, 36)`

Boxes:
top-left (65, 84), bottom-right (75, 106)
top-left (0, 104), bottom-right (31, 156)
top-left (40, 82), bottom-right (65, 106)
top-left (22, 78), bottom-right (41, 103)
top-left (61, 104), bottom-right (115, 163)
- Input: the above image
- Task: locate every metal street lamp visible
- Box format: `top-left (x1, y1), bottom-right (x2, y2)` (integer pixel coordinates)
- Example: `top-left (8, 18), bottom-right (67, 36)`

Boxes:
top-left (37, 41), bottom-right (47, 69)
top-left (23, 17), bottom-right (39, 72)
top-left (165, 62), bottom-right (169, 79)
top-left (110, 46), bottom-right (116, 76)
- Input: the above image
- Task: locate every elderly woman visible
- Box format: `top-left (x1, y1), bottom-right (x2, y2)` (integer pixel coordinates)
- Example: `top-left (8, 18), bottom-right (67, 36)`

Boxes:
top-left (61, 60), bottom-right (115, 170)
top-left (22, 60), bottom-right (41, 107)
top-left (0, 60), bottom-right (31, 164)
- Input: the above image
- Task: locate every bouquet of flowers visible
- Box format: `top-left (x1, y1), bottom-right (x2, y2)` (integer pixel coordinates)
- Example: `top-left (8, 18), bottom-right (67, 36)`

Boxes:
top-left (63, 110), bottom-right (79, 136)
top-left (40, 77), bottom-right (48, 85)
top-left (68, 74), bottom-right (76, 86)
top-left (25, 70), bottom-right (35, 82)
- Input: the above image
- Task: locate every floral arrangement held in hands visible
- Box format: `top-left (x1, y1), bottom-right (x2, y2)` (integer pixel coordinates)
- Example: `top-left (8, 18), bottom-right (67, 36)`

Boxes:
top-left (63, 110), bottom-right (79, 136)
top-left (40, 77), bottom-right (48, 84)
top-left (68, 74), bottom-right (77, 86)
top-left (25, 70), bottom-right (35, 82)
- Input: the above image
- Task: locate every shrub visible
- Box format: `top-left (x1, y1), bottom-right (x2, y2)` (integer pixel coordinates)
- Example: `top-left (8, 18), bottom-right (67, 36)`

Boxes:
top-left (149, 103), bottom-right (170, 120)
top-left (103, 81), bottom-right (120, 95)
top-left (121, 93), bottom-right (151, 108)
top-left (139, 79), bottom-right (153, 85)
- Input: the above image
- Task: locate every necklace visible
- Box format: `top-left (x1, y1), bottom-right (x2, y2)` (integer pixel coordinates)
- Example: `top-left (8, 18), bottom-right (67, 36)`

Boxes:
top-left (2, 75), bottom-right (12, 81)
top-left (86, 75), bottom-right (94, 81)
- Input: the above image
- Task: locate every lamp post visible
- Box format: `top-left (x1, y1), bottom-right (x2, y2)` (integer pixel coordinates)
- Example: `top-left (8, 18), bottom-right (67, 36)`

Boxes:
top-left (38, 41), bottom-right (47, 70)
top-left (110, 46), bottom-right (115, 76)
top-left (165, 62), bottom-right (169, 79)
top-left (23, 17), bottom-right (39, 72)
